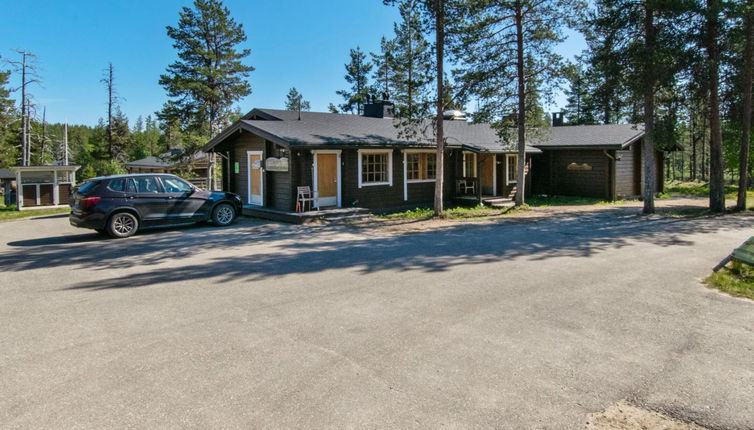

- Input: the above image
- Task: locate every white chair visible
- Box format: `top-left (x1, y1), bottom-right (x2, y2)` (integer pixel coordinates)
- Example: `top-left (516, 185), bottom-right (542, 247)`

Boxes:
top-left (296, 186), bottom-right (315, 213)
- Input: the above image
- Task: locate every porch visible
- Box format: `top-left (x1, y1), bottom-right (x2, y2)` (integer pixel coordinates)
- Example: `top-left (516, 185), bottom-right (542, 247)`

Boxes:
top-left (242, 205), bottom-right (370, 224)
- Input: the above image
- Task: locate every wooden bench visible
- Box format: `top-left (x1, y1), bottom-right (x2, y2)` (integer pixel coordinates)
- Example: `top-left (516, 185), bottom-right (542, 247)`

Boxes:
top-left (713, 236), bottom-right (754, 272)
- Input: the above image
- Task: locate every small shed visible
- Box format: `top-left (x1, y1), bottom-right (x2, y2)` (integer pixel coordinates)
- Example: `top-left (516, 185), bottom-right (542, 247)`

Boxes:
top-left (10, 165), bottom-right (80, 210)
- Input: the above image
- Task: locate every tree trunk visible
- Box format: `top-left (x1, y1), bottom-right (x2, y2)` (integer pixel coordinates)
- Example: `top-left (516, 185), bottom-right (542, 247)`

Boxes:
top-left (107, 63), bottom-right (114, 159)
top-left (20, 53), bottom-right (27, 166)
top-left (738, 0), bottom-right (753, 210)
top-left (433, 0), bottom-right (445, 215)
top-left (706, 0), bottom-right (725, 212)
top-left (642, 3), bottom-right (656, 214)
top-left (515, 2), bottom-right (526, 207)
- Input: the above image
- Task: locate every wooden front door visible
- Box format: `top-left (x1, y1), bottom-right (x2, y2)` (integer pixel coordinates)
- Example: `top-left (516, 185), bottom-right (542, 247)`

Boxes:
top-left (248, 152), bottom-right (263, 205)
top-left (480, 154), bottom-right (496, 195)
top-left (316, 153), bottom-right (338, 207)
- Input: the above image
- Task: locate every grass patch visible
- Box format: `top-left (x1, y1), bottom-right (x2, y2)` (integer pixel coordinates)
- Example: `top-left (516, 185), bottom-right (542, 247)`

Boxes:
top-left (0, 205), bottom-right (70, 222)
top-left (526, 194), bottom-right (633, 207)
top-left (377, 205), bottom-right (518, 220)
top-left (705, 263), bottom-right (754, 300)
top-left (666, 180), bottom-right (754, 202)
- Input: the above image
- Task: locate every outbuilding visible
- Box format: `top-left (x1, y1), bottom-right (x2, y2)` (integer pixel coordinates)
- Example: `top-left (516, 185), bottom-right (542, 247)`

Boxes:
top-left (10, 165), bottom-right (80, 210)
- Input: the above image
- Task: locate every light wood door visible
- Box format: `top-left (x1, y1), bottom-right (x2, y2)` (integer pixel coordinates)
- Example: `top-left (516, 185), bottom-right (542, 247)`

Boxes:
top-left (248, 152), bottom-right (263, 205)
top-left (316, 153), bottom-right (338, 207)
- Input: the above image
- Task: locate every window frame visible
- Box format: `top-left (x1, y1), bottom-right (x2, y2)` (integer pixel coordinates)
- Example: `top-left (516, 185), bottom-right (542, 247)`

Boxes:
top-left (405, 150), bottom-right (437, 183)
top-left (506, 154), bottom-right (518, 185)
top-left (358, 149), bottom-right (393, 188)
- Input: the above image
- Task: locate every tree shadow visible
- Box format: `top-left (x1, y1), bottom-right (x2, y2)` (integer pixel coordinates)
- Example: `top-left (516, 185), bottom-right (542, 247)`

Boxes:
top-left (20, 207), bottom-right (745, 292)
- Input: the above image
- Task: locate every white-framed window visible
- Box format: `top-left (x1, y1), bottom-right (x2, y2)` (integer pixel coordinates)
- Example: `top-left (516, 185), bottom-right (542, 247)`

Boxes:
top-left (463, 152), bottom-right (477, 177)
top-left (506, 154), bottom-right (518, 184)
top-left (358, 149), bottom-right (393, 187)
top-left (406, 152), bottom-right (436, 182)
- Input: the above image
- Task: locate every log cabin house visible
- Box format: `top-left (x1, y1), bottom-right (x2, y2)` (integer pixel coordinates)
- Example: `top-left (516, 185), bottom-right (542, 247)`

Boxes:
top-left (202, 101), bottom-right (662, 215)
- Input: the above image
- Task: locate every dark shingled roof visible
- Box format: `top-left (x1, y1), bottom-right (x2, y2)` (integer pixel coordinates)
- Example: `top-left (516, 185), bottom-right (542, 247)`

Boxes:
top-left (205, 108), bottom-right (645, 153)
top-left (0, 168), bottom-right (15, 179)
top-left (125, 150), bottom-right (207, 168)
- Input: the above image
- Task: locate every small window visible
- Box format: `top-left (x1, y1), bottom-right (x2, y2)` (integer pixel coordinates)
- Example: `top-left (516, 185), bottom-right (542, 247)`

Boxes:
top-left (361, 152), bottom-right (389, 184)
top-left (406, 153), bottom-right (436, 181)
top-left (132, 176), bottom-right (161, 194)
top-left (108, 179), bottom-right (126, 192)
top-left (506, 154), bottom-right (518, 184)
top-left (162, 177), bottom-right (193, 193)
top-left (75, 181), bottom-right (100, 195)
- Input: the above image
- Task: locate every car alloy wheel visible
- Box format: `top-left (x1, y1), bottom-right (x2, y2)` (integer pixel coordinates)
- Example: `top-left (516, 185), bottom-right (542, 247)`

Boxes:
top-left (214, 204), bottom-right (235, 226)
top-left (108, 213), bottom-right (138, 238)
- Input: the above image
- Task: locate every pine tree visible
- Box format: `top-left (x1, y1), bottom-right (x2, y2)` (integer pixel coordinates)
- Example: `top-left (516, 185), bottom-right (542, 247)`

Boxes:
top-left (737, 0), bottom-right (753, 210)
top-left (336, 47), bottom-right (372, 114)
top-left (563, 58), bottom-right (597, 125)
top-left (704, 0), bottom-right (726, 212)
top-left (0, 70), bottom-right (17, 168)
top-left (371, 36), bottom-right (398, 98)
top-left (327, 103), bottom-right (340, 113)
top-left (159, 0), bottom-right (254, 138)
top-left (284, 87), bottom-right (311, 111)
top-left (391, 0), bottom-right (435, 122)
top-left (453, 0), bottom-right (583, 206)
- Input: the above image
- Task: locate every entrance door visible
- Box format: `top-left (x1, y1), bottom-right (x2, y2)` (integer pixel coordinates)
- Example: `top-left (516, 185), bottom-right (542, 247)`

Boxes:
top-left (248, 151), bottom-right (263, 205)
top-left (480, 154), bottom-right (496, 195)
top-left (316, 153), bottom-right (338, 207)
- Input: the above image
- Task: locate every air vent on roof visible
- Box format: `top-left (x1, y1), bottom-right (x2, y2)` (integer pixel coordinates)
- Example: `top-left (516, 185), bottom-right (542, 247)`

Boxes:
top-left (443, 110), bottom-right (467, 121)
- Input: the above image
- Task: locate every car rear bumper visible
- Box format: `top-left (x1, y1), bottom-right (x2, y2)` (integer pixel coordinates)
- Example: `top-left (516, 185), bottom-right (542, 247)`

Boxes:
top-left (69, 211), bottom-right (107, 230)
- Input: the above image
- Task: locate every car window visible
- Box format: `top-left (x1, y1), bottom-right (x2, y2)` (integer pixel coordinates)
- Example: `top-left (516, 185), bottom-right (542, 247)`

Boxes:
top-left (162, 177), bottom-right (193, 193)
top-left (75, 181), bottom-right (100, 195)
top-left (131, 176), bottom-right (162, 194)
top-left (108, 179), bottom-right (126, 192)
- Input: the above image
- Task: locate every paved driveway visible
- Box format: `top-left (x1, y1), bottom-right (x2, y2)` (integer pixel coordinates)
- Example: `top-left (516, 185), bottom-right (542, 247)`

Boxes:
top-left (0, 209), bottom-right (752, 429)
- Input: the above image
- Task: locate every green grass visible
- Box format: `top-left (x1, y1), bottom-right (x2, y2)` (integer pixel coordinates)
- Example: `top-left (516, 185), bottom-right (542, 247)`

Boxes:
top-left (0, 204), bottom-right (70, 222)
top-left (705, 263), bottom-right (754, 300)
top-left (377, 205), bottom-right (518, 220)
top-left (666, 180), bottom-right (754, 201)
top-left (526, 194), bottom-right (634, 207)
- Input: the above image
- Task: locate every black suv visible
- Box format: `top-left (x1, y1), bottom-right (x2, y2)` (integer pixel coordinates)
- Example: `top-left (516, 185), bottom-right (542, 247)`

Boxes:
top-left (69, 174), bottom-right (243, 238)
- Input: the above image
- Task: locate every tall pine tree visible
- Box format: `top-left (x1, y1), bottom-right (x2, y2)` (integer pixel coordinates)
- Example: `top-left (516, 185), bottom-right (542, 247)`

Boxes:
top-left (284, 87), bottom-right (311, 111)
top-left (159, 0), bottom-right (254, 138)
top-left (336, 47), bottom-right (372, 114)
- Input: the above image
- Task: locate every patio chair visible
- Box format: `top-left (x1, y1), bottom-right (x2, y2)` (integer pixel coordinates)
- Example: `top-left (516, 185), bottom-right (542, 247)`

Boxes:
top-left (296, 186), bottom-right (315, 213)
top-left (458, 179), bottom-right (475, 195)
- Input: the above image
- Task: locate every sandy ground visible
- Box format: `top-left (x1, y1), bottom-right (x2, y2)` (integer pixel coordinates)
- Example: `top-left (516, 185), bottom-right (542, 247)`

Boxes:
top-left (586, 401), bottom-right (707, 430)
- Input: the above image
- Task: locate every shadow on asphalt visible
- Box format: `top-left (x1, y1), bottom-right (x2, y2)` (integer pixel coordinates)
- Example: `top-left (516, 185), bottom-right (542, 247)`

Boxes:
top-left (0, 208), bottom-right (750, 291)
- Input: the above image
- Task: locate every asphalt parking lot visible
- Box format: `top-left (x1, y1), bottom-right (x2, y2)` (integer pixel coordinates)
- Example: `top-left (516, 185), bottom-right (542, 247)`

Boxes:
top-left (1, 210), bottom-right (753, 429)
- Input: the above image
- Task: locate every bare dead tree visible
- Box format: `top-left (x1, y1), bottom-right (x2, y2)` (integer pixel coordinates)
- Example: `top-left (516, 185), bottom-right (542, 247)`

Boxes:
top-left (101, 62), bottom-right (122, 159)
top-left (6, 50), bottom-right (41, 166)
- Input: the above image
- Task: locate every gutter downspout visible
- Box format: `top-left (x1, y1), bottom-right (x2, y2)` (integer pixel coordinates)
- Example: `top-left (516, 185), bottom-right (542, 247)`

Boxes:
top-left (604, 150), bottom-right (617, 201)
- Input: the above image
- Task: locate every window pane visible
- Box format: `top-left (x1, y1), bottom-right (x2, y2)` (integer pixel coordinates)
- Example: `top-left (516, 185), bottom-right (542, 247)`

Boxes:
top-left (135, 177), bottom-right (161, 193)
top-left (362, 153), bottom-right (388, 184)
top-left (162, 177), bottom-right (192, 193)
top-left (425, 153), bottom-right (436, 179)
top-left (108, 179), bottom-right (125, 192)
top-left (508, 155), bottom-right (517, 182)
top-left (407, 154), bottom-right (419, 180)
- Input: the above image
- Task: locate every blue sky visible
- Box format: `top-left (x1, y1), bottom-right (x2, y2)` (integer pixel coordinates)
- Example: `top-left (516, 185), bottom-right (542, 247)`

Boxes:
top-left (1, 0), bottom-right (586, 126)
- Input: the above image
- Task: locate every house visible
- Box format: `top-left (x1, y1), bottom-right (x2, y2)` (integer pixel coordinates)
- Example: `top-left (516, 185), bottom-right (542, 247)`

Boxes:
top-left (125, 149), bottom-right (209, 188)
top-left (202, 101), bottom-right (662, 214)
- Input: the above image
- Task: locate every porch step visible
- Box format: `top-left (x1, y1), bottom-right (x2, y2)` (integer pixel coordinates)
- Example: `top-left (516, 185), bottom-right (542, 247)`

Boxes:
top-left (324, 214), bottom-right (373, 223)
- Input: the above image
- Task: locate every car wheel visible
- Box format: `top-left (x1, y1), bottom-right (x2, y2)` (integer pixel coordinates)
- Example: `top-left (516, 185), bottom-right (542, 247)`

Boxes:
top-left (107, 212), bottom-right (139, 238)
top-left (212, 203), bottom-right (236, 226)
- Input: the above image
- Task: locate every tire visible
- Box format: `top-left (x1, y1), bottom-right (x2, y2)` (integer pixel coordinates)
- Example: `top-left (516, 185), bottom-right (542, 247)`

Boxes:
top-left (106, 212), bottom-right (139, 238)
top-left (212, 203), bottom-right (236, 226)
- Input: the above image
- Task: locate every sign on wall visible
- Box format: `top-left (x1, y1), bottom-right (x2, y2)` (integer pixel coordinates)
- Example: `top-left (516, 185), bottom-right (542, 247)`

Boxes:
top-left (567, 162), bottom-right (593, 171)
top-left (234, 162), bottom-right (240, 174)
top-left (265, 157), bottom-right (289, 172)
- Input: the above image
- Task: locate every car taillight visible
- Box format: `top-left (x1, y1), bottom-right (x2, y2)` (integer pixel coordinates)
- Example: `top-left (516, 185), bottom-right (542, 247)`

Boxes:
top-left (81, 196), bottom-right (101, 208)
